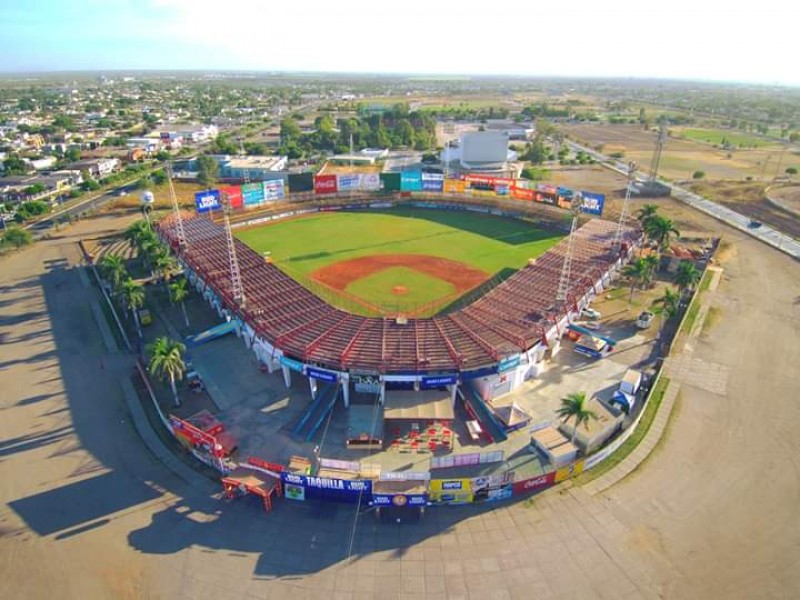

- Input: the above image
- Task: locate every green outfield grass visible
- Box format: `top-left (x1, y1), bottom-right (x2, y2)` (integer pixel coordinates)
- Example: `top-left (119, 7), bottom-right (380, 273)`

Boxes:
top-left (236, 208), bottom-right (563, 315)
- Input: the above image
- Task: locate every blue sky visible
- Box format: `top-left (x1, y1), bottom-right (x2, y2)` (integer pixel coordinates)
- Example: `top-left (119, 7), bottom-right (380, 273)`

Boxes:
top-left (1, 0), bottom-right (798, 85)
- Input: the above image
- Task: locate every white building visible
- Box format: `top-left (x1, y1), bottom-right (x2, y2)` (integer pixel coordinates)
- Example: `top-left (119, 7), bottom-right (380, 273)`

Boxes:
top-left (160, 124), bottom-right (219, 143)
top-left (440, 131), bottom-right (516, 171)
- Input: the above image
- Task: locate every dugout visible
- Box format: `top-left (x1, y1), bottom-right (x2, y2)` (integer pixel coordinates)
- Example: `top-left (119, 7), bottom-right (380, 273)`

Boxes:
top-left (346, 403), bottom-right (384, 450)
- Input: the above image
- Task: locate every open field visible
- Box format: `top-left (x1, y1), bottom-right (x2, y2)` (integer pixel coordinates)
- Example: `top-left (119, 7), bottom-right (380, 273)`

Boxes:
top-left (236, 208), bottom-right (562, 315)
top-left (563, 123), bottom-right (791, 181)
top-left (677, 127), bottom-right (776, 148)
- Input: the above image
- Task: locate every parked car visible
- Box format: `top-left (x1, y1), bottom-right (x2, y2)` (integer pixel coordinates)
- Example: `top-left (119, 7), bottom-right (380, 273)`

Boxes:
top-left (580, 307), bottom-right (602, 320)
top-left (748, 219), bottom-right (762, 228)
top-left (636, 311), bottom-right (654, 329)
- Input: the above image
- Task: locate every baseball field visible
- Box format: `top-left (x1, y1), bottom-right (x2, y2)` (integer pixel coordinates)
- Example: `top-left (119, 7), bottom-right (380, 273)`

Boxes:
top-left (236, 207), bottom-right (563, 316)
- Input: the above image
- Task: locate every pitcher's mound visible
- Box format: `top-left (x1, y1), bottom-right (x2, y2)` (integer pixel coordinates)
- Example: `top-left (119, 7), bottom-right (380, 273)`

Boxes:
top-left (392, 286), bottom-right (408, 295)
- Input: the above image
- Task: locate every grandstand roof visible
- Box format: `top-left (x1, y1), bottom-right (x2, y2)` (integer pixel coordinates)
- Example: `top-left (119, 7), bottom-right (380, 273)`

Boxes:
top-left (157, 211), bottom-right (638, 375)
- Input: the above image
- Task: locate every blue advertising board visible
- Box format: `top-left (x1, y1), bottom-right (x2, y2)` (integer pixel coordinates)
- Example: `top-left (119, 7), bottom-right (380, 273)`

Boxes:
top-left (498, 354), bottom-right (521, 373)
top-left (421, 172), bottom-right (444, 192)
top-left (281, 472), bottom-right (372, 503)
top-left (306, 367), bottom-right (338, 383)
top-left (262, 179), bottom-right (285, 200)
top-left (242, 182), bottom-right (264, 206)
top-left (372, 493), bottom-right (428, 507)
top-left (460, 365), bottom-right (498, 380)
top-left (194, 189), bottom-right (221, 213)
top-left (580, 191), bottom-right (605, 216)
top-left (400, 171), bottom-right (423, 191)
top-left (336, 173), bottom-right (362, 192)
top-left (420, 374), bottom-right (458, 389)
top-left (279, 355), bottom-right (304, 373)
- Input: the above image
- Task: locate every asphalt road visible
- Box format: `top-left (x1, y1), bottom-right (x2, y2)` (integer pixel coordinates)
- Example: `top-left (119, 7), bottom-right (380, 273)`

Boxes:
top-left (1, 206), bottom-right (798, 598)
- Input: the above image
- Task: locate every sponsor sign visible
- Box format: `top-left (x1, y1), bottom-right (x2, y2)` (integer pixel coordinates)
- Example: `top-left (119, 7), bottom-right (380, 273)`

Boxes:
top-left (421, 172), bottom-right (444, 192)
top-left (262, 179), bottom-right (285, 200)
top-left (279, 355), bottom-right (304, 373)
top-left (314, 174), bottom-right (338, 194)
top-left (369, 202), bottom-right (393, 209)
top-left (353, 374), bottom-right (382, 394)
top-left (220, 185), bottom-right (243, 209)
top-left (420, 374), bottom-right (457, 389)
top-left (554, 460), bottom-right (585, 483)
top-left (280, 472), bottom-right (372, 503)
top-left (429, 479), bottom-right (474, 504)
top-left (194, 189), bottom-right (221, 213)
top-left (443, 179), bottom-right (466, 193)
top-left (511, 471), bottom-right (556, 495)
top-left (580, 191), bottom-right (605, 215)
top-left (461, 365), bottom-right (498, 380)
top-left (400, 170), bottom-right (423, 191)
top-left (511, 186), bottom-right (535, 201)
top-left (372, 493), bottom-right (428, 507)
top-left (284, 483), bottom-right (305, 501)
top-left (336, 173), bottom-right (362, 191)
top-left (242, 182), bottom-right (264, 206)
top-left (464, 174), bottom-right (514, 187)
top-left (306, 367), bottom-right (338, 383)
top-left (430, 478), bottom-right (471, 492)
top-left (498, 354), bottom-right (521, 373)
top-left (361, 173), bottom-right (380, 190)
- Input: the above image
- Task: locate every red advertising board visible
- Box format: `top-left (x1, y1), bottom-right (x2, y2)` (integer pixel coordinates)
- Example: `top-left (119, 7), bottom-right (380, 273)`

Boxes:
top-left (220, 185), bottom-right (243, 209)
top-left (512, 471), bottom-right (556, 495)
top-left (511, 186), bottom-right (535, 201)
top-left (314, 174), bottom-right (338, 195)
top-left (463, 174), bottom-right (514, 187)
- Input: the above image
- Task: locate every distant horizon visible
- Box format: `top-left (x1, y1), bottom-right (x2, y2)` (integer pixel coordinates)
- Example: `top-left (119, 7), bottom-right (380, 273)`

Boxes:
top-left (2, 0), bottom-right (797, 87)
top-left (0, 68), bottom-right (797, 90)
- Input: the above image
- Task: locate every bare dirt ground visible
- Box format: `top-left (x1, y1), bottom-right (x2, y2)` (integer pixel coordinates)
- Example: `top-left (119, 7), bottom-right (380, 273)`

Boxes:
top-left (769, 184), bottom-right (800, 214)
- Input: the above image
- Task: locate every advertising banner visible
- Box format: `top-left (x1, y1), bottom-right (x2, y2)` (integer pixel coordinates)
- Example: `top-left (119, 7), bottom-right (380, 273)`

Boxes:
top-left (262, 179), bottom-right (285, 201)
top-left (400, 170), bottom-right (423, 192)
top-left (353, 374), bottom-right (382, 394)
top-left (220, 185), bottom-right (243, 209)
top-left (372, 493), bottom-right (428, 507)
top-left (280, 472), bottom-right (372, 503)
top-left (194, 189), bottom-right (221, 213)
top-left (420, 374), bottom-right (458, 389)
top-left (314, 174), bottom-right (338, 195)
top-left (580, 191), bottom-right (605, 216)
top-left (306, 367), bottom-right (338, 383)
top-left (279, 355), bottom-right (304, 373)
top-left (284, 483), bottom-right (305, 501)
top-left (461, 365), bottom-right (499, 380)
top-left (511, 186), bottom-right (535, 201)
top-left (512, 471), bottom-right (556, 495)
top-left (429, 479), bottom-right (473, 504)
top-left (242, 182), bottom-right (264, 206)
top-left (362, 173), bottom-right (380, 190)
top-left (287, 172), bottom-right (314, 193)
top-left (464, 174), bottom-right (514, 187)
top-left (443, 179), bottom-right (466, 194)
top-left (498, 354), bottom-right (521, 373)
top-left (471, 475), bottom-right (514, 502)
top-left (380, 172), bottom-right (401, 192)
top-left (421, 172), bottom-right (444, 192)
top-left (554, 459), bottom-right (585, 483)
top-left (336, 173), bottom-right (362, 192)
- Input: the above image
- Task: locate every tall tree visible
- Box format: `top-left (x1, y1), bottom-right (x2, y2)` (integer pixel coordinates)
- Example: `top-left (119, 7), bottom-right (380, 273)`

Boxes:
top-left (99, 254), bottom-right (128, 289)
top-left (146, 337), bottom-right (186, 407)
top-left (169, 277), bottom-right (190, 327)
top-left (556, 392), bottom-right (598, 445)
top-left (118, 278), bottom-right (145, 338)
top-left (2, 226), bottom-right (33, 249)
top-left (653, 287), bottom-right (681, 332)
top-left (636, 204), bottom-right (659, 225)
top-left (644, 215), bottom-right (680, 251)
top-left (197, 155), bottom-right (219, 188)
top-left (675, 261), bottom-right (701, 293)
top-left (623, 257), bottom-right (653, 301)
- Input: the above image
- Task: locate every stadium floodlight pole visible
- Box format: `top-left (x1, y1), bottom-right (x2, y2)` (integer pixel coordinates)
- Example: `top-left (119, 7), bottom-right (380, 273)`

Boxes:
top-left (222, 191), bottom-right (245, 308)
top-left (613, 161), bottom-right (637, 253)
top-left (167, 162), bottom-right (187, 248)
top-left (555, 193), bottom-right (583, 306)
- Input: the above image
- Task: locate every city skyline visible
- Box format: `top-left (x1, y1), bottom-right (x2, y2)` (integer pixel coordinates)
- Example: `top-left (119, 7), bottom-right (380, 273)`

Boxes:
top-left (2, 0), bottom-right (798, 86)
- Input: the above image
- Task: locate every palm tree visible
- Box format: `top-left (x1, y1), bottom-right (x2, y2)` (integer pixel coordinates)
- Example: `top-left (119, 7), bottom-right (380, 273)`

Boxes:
top-left (169, 277), bottom-right (190, 327)
top-left (147, 337), bottom-right (186, 407)
top-left (643, 215), bottom-right (680, 252)
top-left (675, 261), bottom-right (701, 293)
top-left (623, 257), bottom-right (652, 302)
top-left (118, 278), bottom-right (145, 338)
top-left (653, 287), bottom-right (681, 332)
top-left (643, 254), bottom-right (660, 279)
top-left (556, 392), bottom-right (598, 445)
top-left (152, 247), bottom-right (176, 284)
top-left (636, 203), bottom-right (659, 226)
top-left (99, 254), bottom-right (127, 289)
top-left (124, 220), bottom-right (150, 249)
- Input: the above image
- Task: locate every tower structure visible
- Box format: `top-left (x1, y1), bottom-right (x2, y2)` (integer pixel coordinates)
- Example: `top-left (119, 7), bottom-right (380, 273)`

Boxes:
top-left (167, 163), bottom-right (187, 248)
top-left (222, 191), bottom-right (245, 307)
top-left (555, 194), bottom-right (584, 305)
top-left (648, 121), bottom-right (668, 183)
top-left (613, 162), bottom-right (638, 252)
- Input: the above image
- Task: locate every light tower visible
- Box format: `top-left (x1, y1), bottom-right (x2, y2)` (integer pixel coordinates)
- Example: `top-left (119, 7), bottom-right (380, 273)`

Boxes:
top-left (167, 163), bottom-right (187, 248)
top-left (222, 190), bottom-right (245, 308)
top-left (613, 161), bottom-right (638, 252)
top-left (648, 120), bottom-right (668, 183)
top-left (555, 193), bottom-right (584, 306)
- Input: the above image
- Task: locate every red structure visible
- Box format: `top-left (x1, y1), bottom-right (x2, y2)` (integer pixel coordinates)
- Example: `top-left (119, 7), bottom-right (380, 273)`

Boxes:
top-left (157, 208), bottom-right (638, 375)
top-left (222, 459), bottom-right (283, 514)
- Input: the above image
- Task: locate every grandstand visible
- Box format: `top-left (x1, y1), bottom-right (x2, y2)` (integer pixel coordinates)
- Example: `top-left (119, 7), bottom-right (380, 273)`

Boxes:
top-left (157, 209), bottom-right (638, 375)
